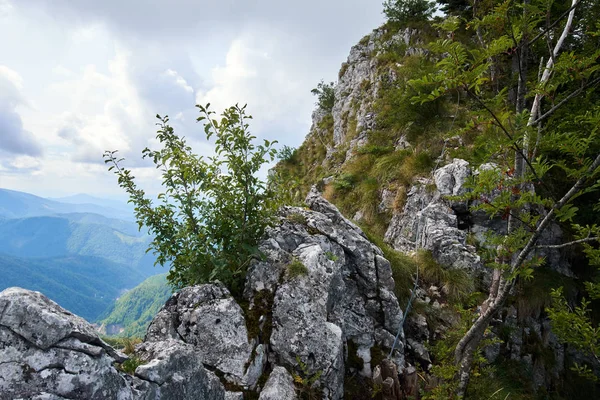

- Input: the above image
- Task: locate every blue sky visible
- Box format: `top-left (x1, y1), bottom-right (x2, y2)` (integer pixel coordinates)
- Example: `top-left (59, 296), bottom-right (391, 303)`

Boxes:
top-left (0, 0), bottom-right (384, 200)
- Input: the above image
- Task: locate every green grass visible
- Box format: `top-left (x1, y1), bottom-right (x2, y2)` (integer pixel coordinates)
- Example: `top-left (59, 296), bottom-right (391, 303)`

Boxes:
top-left (415, 249), bottom-right (474, 303)
top-left (287, 258), bottom-right (309, 279)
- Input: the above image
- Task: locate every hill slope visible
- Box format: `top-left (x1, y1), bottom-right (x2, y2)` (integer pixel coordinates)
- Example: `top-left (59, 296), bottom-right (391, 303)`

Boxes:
top-left (98, 274), bottom-right (172, 337)
top-left (0, 254), bottom-right (146, 321)
top-left (0, 188), bottom-right (133, 220)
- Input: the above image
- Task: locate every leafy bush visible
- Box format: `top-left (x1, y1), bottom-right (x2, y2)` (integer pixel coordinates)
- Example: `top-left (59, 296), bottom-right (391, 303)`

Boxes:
top-left (311, 80), bottom-right (335, 112)
top-left (105, 104), bottom-right (278, 295)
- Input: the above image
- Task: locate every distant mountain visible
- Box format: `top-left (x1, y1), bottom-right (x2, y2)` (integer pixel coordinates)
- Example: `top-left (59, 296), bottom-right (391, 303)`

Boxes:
top-left (0, 188), bottom-right (134, 221)
top-left (0, 215), bottom-right (159, 276)
top-left (50, 193), bottom-right (134, 218)
top-left (98, 274), bottom-right (172, 337)
top-left (0, 254), bottom-right (146, 321)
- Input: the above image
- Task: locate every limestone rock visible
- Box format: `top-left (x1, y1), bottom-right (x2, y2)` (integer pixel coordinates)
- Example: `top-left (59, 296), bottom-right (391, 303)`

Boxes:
top-left (145, 283), bottom-right (260, 387)
top-left (259, 367), bottom-right (297, 400)
top-left (135, 339), bottom-right (225, 400)
top-left (245, 188), bottom-right (404, 399)
top-left (0, 288), bottom-right (141, 400)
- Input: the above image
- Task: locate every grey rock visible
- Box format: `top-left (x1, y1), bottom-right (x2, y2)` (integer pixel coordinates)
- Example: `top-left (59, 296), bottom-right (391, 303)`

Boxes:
top-left (0, 288), bottom-right (142, 400)
top-left (146, 284), bottom-right (260, 387)
top-left (135, 339), bottom-right (226, 400)
top-left (245, 188), bottom-right (404, 399)
top-left (433, 158), bottom-right (471, 197)
top-left (385, 161), bottom-right (486, 283)
top-left (259, 367), bottom-right (297, 400)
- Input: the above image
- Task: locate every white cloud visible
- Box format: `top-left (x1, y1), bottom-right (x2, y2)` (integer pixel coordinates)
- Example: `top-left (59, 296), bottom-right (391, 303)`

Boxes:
top-left (1, 0), bottom-right (384, 197)
top-left (164, 69), bottom-right (194, 93)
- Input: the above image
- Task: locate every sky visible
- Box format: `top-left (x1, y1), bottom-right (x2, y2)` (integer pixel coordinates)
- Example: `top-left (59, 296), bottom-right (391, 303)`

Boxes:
top-left (0, 0), bottom-right (384, 200)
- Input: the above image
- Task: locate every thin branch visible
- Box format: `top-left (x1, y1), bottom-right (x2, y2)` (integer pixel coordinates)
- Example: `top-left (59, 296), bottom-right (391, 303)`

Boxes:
top-left (535, 237), bottom-right (599, 249)
top-left (510, 152), bottom-right (600, 275)
top-left (532, 76), bottom-right (600, 125)
top-left (465, 88), bottom-right (543, 185)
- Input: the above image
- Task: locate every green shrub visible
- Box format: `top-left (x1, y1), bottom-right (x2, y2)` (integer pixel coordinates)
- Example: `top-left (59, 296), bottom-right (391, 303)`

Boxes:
top-left (415, 249), bottom-right (474, 303)
top-left (311, 80), bottom-right (335, 112)
top-left (382, 0), bottom-right (436, 25)
top-left (278, 145), bottom-right (298, 163)
top-left (105, 104), bottom-right (278, 295)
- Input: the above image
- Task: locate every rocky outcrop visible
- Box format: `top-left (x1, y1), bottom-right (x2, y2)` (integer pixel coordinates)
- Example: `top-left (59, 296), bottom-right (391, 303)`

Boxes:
top-left (0, 190), bottom-right (405, 399)
top-left (244, 187), bottom-right (404, 399)
top-left (259, 367), bottom-right (297, 400)
top-left (385, 159), bottom-right (485, 281)
top-left (145, 283), bottom-right (264, 388)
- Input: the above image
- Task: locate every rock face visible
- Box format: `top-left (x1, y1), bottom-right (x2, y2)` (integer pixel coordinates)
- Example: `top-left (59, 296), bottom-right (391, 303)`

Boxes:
top-left (0, 191), bottom-right (405, 400)
top-left (245, 187), bottom-right (404, 399)
top-left (258, 367), bottom-right (297, 400)
top-left (145, 283), bottom-right (263, 387)
top-left (385, 159), bottom-right (485, 280)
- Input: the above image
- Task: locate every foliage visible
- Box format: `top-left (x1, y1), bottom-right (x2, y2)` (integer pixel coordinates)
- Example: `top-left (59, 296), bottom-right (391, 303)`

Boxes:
top-left (382, 0), bottom-right (436, 25)
top-left (408, 0), bottom-right (600, 391)
top-left (105, 104), bottom-right (278, 295)
top-left (311, 80), bottom-right (336, 112)
top-left (287, 258), bottom-right (309, 279)
top-left (415, 249), bottom-right (474, 303)
top-left (293, 356), bottom-right (323, 400)
top-left (118, 356), bottom-right (144, 375)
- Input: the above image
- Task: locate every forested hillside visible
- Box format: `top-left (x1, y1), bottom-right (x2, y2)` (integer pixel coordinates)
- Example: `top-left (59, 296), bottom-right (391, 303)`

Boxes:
top-left (98, 274), bottom-right (172, 337)
top-left (0, 189), bottom-right (163, 324)
top-left (0, 254), bottom-right (145, 321)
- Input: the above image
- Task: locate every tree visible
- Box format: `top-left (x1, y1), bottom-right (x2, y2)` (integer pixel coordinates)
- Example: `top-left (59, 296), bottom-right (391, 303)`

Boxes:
top-left (409, 0), bottom-right (600, 395)
top-left (435, 0), bottom-right (470, 15)
top-left (104, 104), bottom-right (278, 295)
top-left (383, 0), bottom-right (437, 25)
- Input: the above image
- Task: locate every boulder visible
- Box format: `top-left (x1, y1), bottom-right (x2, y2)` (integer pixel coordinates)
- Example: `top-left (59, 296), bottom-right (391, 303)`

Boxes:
top-left (0, 287), bottom-right (228, 400)
top-left (0, 288), bottom-right (141, 400)
top-left (135, 339), bottom-right (225, 400)
top-left (145, 283), bottom-right (262, 387)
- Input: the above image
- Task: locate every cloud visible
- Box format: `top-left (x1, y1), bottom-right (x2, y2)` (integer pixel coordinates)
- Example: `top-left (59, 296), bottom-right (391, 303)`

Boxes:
top-left (164, 69), bottom-right (193, 93)
top-left (1, 0), bottom-right (384, 197)
top-left (0, 66), bottom-right (42, 157)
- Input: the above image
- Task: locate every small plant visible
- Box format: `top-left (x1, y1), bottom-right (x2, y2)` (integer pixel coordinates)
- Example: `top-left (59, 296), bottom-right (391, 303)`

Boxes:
top-left (278, 145), bottom-right (297, 163)
top-left (333, 173), bottom-right (356, 191)
top-left (416, 249), bottom-right (474, 303)
top-left (325, 251), bottom-right (339, 262)
top-left (118, 356), bottom-right (144, 375)
top-left (287, 212), bottom-right (308, 225)
top-left (121, 337), bottom-right (142, 355)
top-left (311, 80), bottom-right (335, 112)
top-left (288, 258), bottom-right (309, 279)
top-left (293, 356), bottom-right (323, 400)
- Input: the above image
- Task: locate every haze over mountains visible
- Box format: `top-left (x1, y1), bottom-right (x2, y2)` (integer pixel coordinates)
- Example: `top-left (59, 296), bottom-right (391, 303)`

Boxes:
top-left (0, 188), bottom-right (166, 323)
